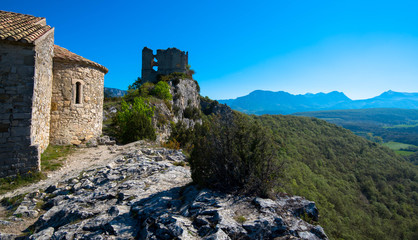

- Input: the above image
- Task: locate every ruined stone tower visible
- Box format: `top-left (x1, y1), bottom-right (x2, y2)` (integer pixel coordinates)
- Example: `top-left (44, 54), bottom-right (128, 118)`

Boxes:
top-left (141, 47), bottom-right (188, 83)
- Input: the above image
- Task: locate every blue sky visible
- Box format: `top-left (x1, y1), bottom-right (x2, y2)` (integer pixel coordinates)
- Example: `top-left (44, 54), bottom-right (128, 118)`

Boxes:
top-left (3, 0), bottom-right (418, 100)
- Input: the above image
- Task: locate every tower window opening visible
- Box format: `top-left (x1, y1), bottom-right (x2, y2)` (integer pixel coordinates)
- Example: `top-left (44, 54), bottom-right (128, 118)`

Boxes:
top-left (152, 57), bottom-right (158, 71)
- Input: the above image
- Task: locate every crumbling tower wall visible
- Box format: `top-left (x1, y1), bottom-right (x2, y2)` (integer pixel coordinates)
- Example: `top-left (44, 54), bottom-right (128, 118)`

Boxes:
top-left (141, 47), bottom-right (188, 83)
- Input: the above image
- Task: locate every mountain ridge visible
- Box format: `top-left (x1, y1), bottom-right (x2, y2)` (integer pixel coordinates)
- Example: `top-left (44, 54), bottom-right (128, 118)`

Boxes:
top-left (219, 90), bottom-right (418, 115)
top-left (104, 87), bottom-right (127, 97)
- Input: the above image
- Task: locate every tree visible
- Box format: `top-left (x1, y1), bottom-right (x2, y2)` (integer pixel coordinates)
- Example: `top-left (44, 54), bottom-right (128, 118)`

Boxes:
top-left (113, 97), bottom-right (155, 143)
top-left (128, 77), bottom-right (143, 90)
top-left (152, 81), bottom-right (172, 100)
top-left (190, 112), bottom-right (284, 197)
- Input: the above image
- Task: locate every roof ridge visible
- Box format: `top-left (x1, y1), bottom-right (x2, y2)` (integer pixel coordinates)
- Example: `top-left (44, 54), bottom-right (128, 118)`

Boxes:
top-left (0, 10), bottom-right (44, 22)
top-left (0, 10), bottom-right (51, 44)
top-left (54, 45), bottom-right (108, 74)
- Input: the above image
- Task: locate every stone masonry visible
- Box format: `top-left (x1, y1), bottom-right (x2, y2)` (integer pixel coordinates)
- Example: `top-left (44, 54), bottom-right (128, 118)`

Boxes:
top-left (141, 47), bottom-right (188, 83)
top-left (50, 47), bottom-right (107, 145)
top-left (0, 11), bottom-right (107, 178)
top-left (0, 11), bottom-right (55, 178)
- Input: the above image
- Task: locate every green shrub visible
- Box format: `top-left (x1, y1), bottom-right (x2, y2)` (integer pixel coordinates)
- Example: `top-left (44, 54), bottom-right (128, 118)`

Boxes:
top-left (124, 82), bottom-right (155, 103)
top-left (113, 97), bottom-right (156, 143)
top-left (168, 121), bottom-right (196, 154)
top-left (152, 81), bottom-right (172, 100)
top-left (183, 106), bottom-right (201, 120)
top-left (190, 112), bottom-right (284, 197)
top-left (157, 72), bottom-right (190, 82)
top-left (235, 215), bottom-right (247, 224)
top-left (140, 82), bottom-right (155, 97)
top-left (193, 79), bottom-right (200, 93)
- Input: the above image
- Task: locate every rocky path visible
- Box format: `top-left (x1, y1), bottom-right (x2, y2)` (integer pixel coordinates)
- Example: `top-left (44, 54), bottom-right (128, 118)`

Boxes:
top-left (0, 141), bottom-right (142, 200)
top-left (0, 141), bottom-right (328, 239)
top-left (0, 141), bottom-right (149, 236)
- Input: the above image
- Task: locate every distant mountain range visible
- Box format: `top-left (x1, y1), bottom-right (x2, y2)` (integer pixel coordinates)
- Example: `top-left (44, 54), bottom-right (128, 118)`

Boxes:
top-left (218, 90), bottom-right (418, 115)
top-left (104, 87), bottom-right (127, 97)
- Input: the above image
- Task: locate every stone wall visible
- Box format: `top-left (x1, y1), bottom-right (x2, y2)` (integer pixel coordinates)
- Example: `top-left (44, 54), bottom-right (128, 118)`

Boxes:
top-left (0, 30), bottom-right (54, 178)
top-left (31, 31), bottom-right (54, 152)
top-left (142, 47), bottom-right (188, 83)
top-left (50, 61), bottom-right (105, 145)
top-left (156, 48), bottom-right (188, 75)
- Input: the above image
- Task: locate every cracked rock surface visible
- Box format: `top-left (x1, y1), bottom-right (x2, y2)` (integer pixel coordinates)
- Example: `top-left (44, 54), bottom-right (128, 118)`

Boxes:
top-left (1, 143), bottom-right (328, 239)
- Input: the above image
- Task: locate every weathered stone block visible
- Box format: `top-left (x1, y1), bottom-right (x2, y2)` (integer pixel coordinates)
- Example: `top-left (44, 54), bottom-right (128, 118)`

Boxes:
top-left (11, 126), bottom-right (30, 136)
top-left (0, 123), bottom-right (9, 132)
top-left (12, 112), bottom-right (31, 119)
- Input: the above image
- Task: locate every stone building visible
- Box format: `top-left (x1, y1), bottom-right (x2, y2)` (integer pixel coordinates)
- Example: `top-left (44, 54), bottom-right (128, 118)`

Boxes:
top-left (0, 10), bottom-right (108, 178)
top-left (142, 47), bottom-right (188, 83)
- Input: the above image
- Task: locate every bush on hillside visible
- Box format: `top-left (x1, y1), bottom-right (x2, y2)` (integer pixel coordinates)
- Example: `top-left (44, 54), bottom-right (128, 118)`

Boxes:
top-left (157, 72), bottom-right (190, 82)
top-left (168, 121), bottom-right (196, 153)
top-left (113, 97), bottom-right (155, 143)
top-left (183, 106), bottom-right (201, 120)
top-left (190, 112), bottom-right (284, 197)
top-left (152, 81), bottom-right (172, 100)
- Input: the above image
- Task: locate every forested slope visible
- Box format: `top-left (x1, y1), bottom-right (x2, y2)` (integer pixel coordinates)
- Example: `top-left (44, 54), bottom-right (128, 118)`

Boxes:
top-left (255, 115), bottom-right (417, 240)
top-left (293, 108), bottom-right (418, 146)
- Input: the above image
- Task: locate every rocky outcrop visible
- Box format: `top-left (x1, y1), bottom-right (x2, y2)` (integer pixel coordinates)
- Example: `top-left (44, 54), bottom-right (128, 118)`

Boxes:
top-left (170, 78), bottom-right (200, 125)
top-left (1, 143), bottom-right (328, 239)
top-left (153, 78), bottom-right (202, 142)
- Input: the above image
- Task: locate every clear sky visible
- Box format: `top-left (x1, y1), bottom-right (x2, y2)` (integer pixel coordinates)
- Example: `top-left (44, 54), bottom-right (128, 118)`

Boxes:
top-left (3, 0), bottom-right (418, 100)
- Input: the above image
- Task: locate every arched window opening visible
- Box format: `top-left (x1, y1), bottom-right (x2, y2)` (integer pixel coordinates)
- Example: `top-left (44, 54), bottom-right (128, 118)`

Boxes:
top-left (75, 82), bottom-right (81, 104)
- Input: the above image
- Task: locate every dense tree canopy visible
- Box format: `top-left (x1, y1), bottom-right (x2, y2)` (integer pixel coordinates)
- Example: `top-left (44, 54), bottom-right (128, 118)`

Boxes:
top-left (256, 115), bottom-right (418, 240)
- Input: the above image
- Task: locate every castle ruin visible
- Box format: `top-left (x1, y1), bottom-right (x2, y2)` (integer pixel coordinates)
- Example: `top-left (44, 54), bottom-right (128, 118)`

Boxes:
top-left (0, 11), bottom-right (108, 178)
top-left (141, 47), bottom-right (188, 83)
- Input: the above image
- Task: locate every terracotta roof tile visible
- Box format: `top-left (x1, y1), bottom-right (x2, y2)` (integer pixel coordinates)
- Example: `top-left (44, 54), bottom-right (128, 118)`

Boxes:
top-left (54, 45), bottom-right (108, 74)
top-left (0, 10), bottom-right (52, 43)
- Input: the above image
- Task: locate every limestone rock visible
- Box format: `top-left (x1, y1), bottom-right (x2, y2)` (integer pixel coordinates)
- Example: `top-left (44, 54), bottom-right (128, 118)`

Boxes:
top-left (152, 78), bottom-right (202, 142)
top-left (12, 142), bottom-right (328, 239)
top-left (29, 227), bottom-right (54, 240)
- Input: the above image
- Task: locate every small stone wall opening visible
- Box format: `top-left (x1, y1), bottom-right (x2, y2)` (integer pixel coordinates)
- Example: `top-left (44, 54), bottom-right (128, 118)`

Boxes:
top-left (75, 82), bottom-right (81, 104)
top-left (73, 80), bottom-right (84, 105)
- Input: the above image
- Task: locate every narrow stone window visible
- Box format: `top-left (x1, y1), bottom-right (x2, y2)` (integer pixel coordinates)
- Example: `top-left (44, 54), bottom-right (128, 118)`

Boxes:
top-left (73, 81), bottom-right (83, 105)
top-left (75, 82), bottom-right (81, 104)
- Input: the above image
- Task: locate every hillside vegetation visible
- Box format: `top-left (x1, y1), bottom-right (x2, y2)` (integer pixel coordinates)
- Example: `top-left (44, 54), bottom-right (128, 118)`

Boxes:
top-left (293, 108), bottom-right (418, 145)
top-left (293, 108), bottom-right (418, 164)
top-left (255, 115), bottom-right (417, 240)
top-left (171, 106), bottom-right (417, 239)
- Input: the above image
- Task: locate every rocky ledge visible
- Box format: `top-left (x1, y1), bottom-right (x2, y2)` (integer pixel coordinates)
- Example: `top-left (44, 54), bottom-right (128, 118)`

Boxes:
top-left (0, 143), bottom-right (328, 239)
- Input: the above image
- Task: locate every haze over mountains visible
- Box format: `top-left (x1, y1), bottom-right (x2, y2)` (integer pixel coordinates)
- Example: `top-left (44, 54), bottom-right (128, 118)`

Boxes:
top-left (219, 90), bottom-right (418, 115)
